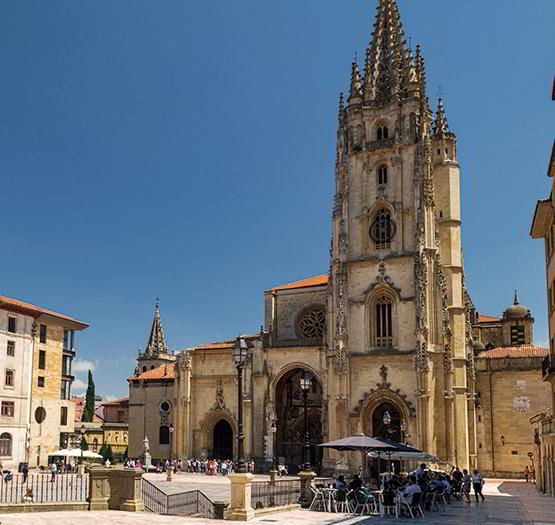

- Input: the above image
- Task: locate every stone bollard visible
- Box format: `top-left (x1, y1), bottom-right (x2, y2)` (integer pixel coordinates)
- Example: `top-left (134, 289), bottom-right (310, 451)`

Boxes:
top-left (88, 467), bottom-right (110, 511)
top-left (213, 500), bottom-right (229, 519)
top-left (224, 473), bottom-right (255, 521)
top-left (77, 464), bottom-right (86, 476)
top-left (166, 466), bottom-right (174, 482)
top-left (298, 470), bottom-right (316, 508)
top-left (269, 469), bottom-right (278, 484)
top-left (88, 466), bottom-right (144, 512)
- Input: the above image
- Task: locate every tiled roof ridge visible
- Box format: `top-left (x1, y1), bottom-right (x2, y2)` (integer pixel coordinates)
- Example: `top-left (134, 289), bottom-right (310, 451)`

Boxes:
top-left (101, 396), bottom-right (129, 406)
top-left (478, 345), bottom-right (549, 358)
top-left (128, 362), bottom-right (176, 381)
top-left (476, 314), bottom-right (502, 323)
top-left (192, 333), bottom-right (261, 350)
top-left (0, 295), bottom-right (89, 328)
top-left (267, 274), bottom-right (329, 293)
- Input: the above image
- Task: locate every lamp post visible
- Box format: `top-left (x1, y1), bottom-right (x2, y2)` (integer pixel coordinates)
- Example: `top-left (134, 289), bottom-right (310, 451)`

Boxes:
top-left (299, 372), bottom-right (313, 472)
top-left (169, 424), bottom-right (174, 461)
top-left (400, 419), bottom-right (407, 445)
top-left (79, 424), bottom-right (86, 464)
top-left (233, 336), bottom-right (249, 473)
top-left (382, 412), bottom-right (393, 474)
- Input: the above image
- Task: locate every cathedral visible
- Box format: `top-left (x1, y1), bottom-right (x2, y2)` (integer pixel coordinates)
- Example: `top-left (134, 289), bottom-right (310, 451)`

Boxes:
top-left (127, 0), bottom-right (550, 478)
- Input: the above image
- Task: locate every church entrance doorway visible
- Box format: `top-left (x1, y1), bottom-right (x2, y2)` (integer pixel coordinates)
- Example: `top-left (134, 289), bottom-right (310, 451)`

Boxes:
top-left (212, 419), bottom-right (233, 459)
top-left (275, 368), bottom-right (323, 474)
top-left (368, 401), bottom-right (402, 478)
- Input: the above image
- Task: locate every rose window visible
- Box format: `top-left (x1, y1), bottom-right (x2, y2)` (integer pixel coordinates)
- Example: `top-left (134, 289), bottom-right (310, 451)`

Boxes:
top-left (297, 307), bottom-right (326, 339)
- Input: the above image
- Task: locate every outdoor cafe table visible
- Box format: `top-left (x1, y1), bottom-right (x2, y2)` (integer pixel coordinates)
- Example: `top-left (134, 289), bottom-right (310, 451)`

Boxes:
top-left (318, 487), bottom-right (336, 512)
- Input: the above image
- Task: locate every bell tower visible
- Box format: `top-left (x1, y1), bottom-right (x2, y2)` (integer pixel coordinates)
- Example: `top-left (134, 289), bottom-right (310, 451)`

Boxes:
top-left (327, 0), bottom-right (472, 469)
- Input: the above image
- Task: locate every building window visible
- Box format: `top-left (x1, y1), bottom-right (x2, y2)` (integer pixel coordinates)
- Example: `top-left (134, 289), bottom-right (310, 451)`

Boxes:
top-left (39, 324), bottom-right (47, 344)
top-left (117, 410), bottom-right (125, 422)
top-left (39, 350), bottom-right (46, 370)
top-left (377, 125), bottom-right (389, 141)
top-left (378, 165), bottom-right (388, 185)
top-left (4, 370), bottom-right (14, 388)
top-left (159, 426), bottom-right (170, 445)
top-left (35, 407), bottom-right (46, 424)
top-left (375, 295), bottom-right (393, 347)
top-left (510, 326), bottom-right (525, 346)
top-left (63, 330), bottom-right (74, 351)
top-left (0, 433), bottom-right (12, 456)
top-left (6, 341), bottom-right (14, 357)
top-left (370, 209), bottom-right (395, 250)
top-left (1, 402), bottom-right (14, 417)
top-left (296, 306), bottom-right (326, 339)
top-left (60, 406), bottom-right (68, 426)
top-left (37, 376), bottom-right (45, 388)
top-left (61, 380), bottom-right (71, 400)
top-left (62, 355), bottom-right (72, 376)
top-left (7, 317), bottom-right (16, 334)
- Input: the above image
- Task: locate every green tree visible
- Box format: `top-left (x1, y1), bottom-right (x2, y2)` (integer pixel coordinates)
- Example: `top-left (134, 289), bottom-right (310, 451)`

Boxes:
top-left (81, 370), bottom-right (95, 422)
top-left (123, 447), bottom-right (128, 460)
top-left (82, 437), bottom-right (89, 451)
top-left (106, 445), bottom-right (114, 462)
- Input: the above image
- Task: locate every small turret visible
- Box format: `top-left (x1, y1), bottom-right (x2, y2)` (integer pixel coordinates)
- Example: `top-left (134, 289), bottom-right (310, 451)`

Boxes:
top-left (349, 61), bottom-right (363, 100)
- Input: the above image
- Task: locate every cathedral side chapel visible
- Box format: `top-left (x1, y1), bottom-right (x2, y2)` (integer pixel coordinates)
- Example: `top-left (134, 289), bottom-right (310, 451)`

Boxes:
top-left (128, 0), bottom-right (549, 478)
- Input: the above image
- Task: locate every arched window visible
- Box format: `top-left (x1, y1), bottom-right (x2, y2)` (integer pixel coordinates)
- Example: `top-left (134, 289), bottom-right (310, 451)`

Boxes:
top-left (159, 426), bottom-right (170, 445)
top-left (378, 165), bottom-right (388, 185)
top-left (0, 433), bottom-right (12, 456)
top-left (375, 295), bottom-right (393, 347)
top-left (370, 209), bottom-right (395, 250)
top-left (142, 366), bottom-right (146, 373)
top-left (377, 125), bottom-right (389, 141)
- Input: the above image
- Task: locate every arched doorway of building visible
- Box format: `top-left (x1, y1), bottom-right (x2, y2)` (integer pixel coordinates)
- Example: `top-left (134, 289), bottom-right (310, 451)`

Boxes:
top-left (367, 401), bottom-right (402, 478)
top-left (213, 419), bottom-right (233, 459)
top-left (275, 368), bottom-right (323, 474)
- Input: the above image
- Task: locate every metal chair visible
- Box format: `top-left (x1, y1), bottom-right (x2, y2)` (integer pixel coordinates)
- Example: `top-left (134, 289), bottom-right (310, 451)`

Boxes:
top-left (352, 490), bottom-right (377, 515)
top-left (400, 491), bottom-right (425, 519)
top-left (308, 486), bottom-right (326, 511)
top-left (331, 489), bottom-right (353, 513)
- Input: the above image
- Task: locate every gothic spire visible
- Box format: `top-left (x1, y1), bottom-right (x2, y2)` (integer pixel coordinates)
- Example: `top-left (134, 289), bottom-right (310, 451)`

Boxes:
top-left (349, 61), bottom-right (363, 99)
top-left (365, 0), bottom-right (409, 101)
top-left (145, 300), bottom-right (169, 355)
top-left (514, 289), bottom-right (519, 305)
top-left (433, 97), bottom-right (449, 137)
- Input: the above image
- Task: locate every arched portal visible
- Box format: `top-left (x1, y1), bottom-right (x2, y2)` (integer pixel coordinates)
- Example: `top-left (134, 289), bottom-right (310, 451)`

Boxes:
top-left (275, 368), bottom-right (323, 473)
top-left (366, 401), bottom-right (402, 477)
top-left (213, 419), bottom-right (233, 459)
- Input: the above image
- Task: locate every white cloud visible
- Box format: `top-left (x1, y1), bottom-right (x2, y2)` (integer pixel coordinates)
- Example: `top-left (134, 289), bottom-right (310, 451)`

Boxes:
top-left (73, 378), bottom-right (87, 392)
top-left (103, 394), bottom-right (117, 402)
top-left (73, 359), bottom-right (96, 373)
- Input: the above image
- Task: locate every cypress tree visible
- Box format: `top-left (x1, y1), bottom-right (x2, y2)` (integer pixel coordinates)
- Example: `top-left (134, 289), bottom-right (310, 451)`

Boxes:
top-left (82, 370), bottom-right (95, 422)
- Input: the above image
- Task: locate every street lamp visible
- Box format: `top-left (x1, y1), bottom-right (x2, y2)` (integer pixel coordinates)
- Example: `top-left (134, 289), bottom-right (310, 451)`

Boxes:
top-left (299, 371), bottom-right (313, 472)
top-left (79, 425), bottom-right (86, 464)
top-left (233, 336), bottom-right (249, 473)
top-left (169, 424), bottom-right (174, 460)
top-left (400, 419), bottom-right (407, 444)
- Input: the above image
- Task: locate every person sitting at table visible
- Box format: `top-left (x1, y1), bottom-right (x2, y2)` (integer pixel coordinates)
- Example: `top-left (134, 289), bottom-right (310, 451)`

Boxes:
top-left (333, 475), bottom-right (347, 488)
top-left (349, 474), bottom-right (363, 491)
top-left (400, 476), bottom-right (422, 505)
top-left (367, 478), bottom-right (379, 490)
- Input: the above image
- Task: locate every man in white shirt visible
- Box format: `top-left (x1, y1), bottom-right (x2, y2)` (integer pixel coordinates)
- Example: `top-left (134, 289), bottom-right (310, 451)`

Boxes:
top-left (415, 464), bottom-right (426, 485)
top-left (401, 476), bottom-right (422, 505)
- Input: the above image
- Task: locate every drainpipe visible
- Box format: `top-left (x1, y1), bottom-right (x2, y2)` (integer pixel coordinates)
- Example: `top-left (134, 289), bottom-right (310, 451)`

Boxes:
top-left (489, 370), bottom-right (495, 474)
top-left (26, 319), bottom-right (37, 465)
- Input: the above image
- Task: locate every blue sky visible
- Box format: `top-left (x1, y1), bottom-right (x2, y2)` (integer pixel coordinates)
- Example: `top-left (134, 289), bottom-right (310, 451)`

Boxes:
top-left (1, 0), bottom-right (553, 400)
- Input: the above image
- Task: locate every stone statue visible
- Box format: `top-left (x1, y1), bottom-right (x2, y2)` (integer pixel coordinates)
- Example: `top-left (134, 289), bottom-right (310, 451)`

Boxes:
top-left (143, 436), bottom-right (150, 454)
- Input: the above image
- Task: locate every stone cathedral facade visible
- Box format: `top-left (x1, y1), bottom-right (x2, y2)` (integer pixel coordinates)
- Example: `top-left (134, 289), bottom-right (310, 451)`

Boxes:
top-left (127, 0), bottom-right (549, 477)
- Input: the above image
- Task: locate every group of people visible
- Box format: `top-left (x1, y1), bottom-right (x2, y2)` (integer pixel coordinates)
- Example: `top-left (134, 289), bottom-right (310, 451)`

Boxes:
top-left (124, 457), bottom-right (257, 475)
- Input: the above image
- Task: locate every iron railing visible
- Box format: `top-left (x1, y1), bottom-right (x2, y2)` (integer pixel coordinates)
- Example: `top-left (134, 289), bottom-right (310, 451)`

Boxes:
top-left (251, 479), bottom-right (301, 510)
top-left (0, 473), bottom-right (88, 504)
top-left (142, 478), bottom-right (214, 518)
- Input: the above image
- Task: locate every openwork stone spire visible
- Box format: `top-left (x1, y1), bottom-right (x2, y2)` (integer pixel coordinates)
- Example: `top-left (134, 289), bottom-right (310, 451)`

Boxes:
top-left (433, 98), bottom-right (449, 137)
top-left (145, 300), bottom-right (169, 355)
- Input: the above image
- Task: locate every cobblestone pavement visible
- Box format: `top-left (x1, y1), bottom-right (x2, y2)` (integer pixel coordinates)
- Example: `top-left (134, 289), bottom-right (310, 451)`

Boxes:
top-left (0, 479), bottom-right (553, 524)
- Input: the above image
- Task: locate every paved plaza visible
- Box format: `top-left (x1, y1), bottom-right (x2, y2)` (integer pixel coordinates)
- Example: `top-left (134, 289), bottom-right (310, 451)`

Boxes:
top-left (0, 479), bottom-right (553, 524)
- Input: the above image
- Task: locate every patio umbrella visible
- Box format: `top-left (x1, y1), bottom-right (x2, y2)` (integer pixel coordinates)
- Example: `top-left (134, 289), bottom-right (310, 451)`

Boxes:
top-left (317, 435), bottom-right (400, 481)
top-left (373, 438), bottom-right (424, 474)
top-left (47, 449), bottom-right (71, 457)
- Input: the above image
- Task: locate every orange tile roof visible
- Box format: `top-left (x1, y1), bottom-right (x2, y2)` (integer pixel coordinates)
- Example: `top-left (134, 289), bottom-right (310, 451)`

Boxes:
top-left (477, 314), bottom-right (502, 323)
top-left (72, 397), bottom-right (104, 423)
top-left (101, 397), bottom-right (129, 407)
top-left (267, 274), bottom-right (329, 293)
top-left (478, 346), bottom-right (549, 358)
top-left (192, 333), bottom-right (260, 350)
top-left (128, 363), bottom-right (176, 381)
top-left (0, 295), bottom-right (89, 328)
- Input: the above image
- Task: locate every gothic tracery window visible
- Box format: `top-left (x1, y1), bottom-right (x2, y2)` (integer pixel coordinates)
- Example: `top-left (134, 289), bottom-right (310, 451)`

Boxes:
top-left (377, 125), bottom-right (389, 141)
top-left (378, 165), bottom-right (388, 185)
top-left (370, 209), bottom-right (395, 250)
top-left (375, 295), bottom-right (393, 347)
top-left (297, 306), bottom-right (326, 339)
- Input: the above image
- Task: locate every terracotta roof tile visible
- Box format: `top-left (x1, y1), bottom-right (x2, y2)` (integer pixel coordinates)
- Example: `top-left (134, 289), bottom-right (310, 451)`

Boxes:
top-left (128, 363), bottom-right (176, 381)
top-left (101, 397), bottom-right (129, 406)
top-left (192, 333), bottom-right (260, 351)
top-left (478, 345), bottom-right (549, 358)
top-left (267, 274), bottom-right (329, 293)
top-left (0, 295), bottom-right (89, 328)
top-left (476, 314), bottom-right (502, 323)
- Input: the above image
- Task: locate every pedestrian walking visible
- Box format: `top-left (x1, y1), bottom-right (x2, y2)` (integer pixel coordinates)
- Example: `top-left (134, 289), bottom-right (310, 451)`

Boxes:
top-left (50, 462), bottom-right (57, 482)
top-left (22, 464), bottom-right (28, 484)
top-left (524, 466), bottom-right (530, 482)
top-left (461, 469), bottom-right (471, 503)
top-left (471, 469), bottom-right (485, 502)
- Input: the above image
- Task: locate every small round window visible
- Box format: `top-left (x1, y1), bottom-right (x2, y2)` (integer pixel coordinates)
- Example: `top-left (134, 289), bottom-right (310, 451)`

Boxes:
top-left (160, 401), bottom-right (171, 413)
top-left (35, 407), bottom-right (46, 424)
top-left (297, 307), bottom-right (326, 339)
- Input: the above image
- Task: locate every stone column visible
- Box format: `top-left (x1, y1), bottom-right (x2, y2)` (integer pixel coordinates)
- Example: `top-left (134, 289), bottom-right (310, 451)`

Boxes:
top-left (224, 473), bottom-right (255, 521)
top-left (166, 466), bottom-right (174, 481)
top-left (88, 467), bottom-right (110, 511)
top-left (298, 471), bottom-right (316, 507)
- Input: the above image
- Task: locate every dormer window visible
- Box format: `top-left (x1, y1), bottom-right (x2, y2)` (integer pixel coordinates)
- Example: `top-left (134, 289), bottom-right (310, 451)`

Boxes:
top-left (377, 125), bottom-right (389, 141)
top-left (378, 165), bottom-right (388, 185)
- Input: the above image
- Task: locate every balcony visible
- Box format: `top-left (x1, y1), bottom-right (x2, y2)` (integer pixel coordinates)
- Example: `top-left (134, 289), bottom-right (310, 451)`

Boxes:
top-left (542, 353), bottom-right (555, 380)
